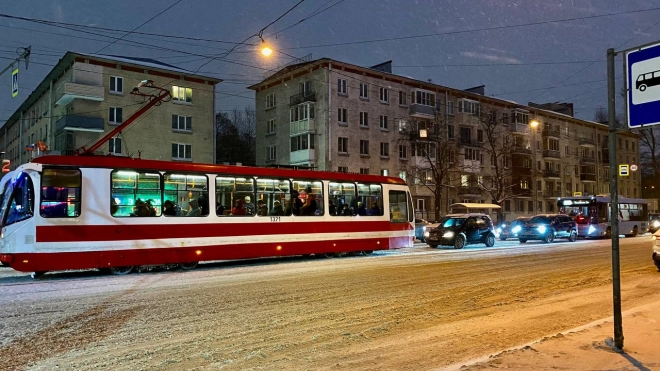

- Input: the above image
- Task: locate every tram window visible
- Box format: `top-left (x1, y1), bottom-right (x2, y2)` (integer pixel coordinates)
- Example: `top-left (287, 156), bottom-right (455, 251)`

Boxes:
top-left (163, 173), bottom-right (208, 217)
top-left (111, 170), bottom-right (162, 217)
top-left (357, 183), bottom-right (383, 216)
top-left (5, 172), bottom-right (35, 226)
top-left (255, 178), bottom-right (291, 216)
top-left (389, 190), bottom-right (409, 223)
top-left (215, 176), bottom-right (255, 216)
top-left (40, 168), bottom-right (81, 218)
top-left (328, 182), bottom-right (356, 216)
top-left (292, 179), bottom-right (323, 216)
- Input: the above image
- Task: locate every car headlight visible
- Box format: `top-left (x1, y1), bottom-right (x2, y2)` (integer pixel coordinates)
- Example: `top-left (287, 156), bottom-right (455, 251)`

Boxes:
top-left (496, 227), bottom-right (502, 233)
top-left (442, 231), bottom-right (454, 238)
top-left (654, 221), bottom-right (660, 228)
top-left (588, 225), bottom-right (596, 234)
top-left (537, 225), bottom-right (547, 234)
top-left (424, 231), bottom-right (430, 238)
top-left (512, 226), bottom-right (522, 234)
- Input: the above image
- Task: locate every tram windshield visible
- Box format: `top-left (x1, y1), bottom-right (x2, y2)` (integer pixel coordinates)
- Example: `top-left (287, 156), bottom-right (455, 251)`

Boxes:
top-left (0, 171), bottom-right (35, 227)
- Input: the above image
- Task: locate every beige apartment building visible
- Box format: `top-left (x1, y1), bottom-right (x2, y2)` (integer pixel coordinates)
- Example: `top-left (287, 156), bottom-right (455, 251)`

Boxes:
top-left (249, 58), bottom-right (641, 220)
top-left (0, 52), bottom-right (221, 169)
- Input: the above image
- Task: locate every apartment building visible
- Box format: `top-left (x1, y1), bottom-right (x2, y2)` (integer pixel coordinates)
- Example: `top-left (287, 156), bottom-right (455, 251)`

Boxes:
top-left (0, 52), bottom-right (221, 169)
top-left (248, 59), bottom-right (640, 220)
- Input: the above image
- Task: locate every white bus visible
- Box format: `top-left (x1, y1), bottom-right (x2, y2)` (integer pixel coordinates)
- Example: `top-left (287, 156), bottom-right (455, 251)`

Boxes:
top-left (557, 196), bottom-right (648, 238)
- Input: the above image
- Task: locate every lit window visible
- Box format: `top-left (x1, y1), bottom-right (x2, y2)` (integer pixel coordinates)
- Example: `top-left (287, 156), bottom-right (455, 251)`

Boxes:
top-left (172, 86), bottom-right (192, 103)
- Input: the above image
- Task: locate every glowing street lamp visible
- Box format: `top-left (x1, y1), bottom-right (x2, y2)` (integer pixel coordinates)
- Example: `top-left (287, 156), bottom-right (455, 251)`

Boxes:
top-left (261, 42), bottom-right (273, 57)
top-left (529, 119), bottom-right (540, 129)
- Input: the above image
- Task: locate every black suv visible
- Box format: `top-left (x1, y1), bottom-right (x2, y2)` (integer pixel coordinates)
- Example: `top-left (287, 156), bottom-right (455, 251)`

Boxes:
top-left (518, 214), bottom-right (578, 243)
top-left (426, 213), bottom-right (496, 249)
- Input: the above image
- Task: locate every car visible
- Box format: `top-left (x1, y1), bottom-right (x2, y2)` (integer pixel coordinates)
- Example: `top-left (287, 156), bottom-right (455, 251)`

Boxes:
top-left (425, 213), bottom-right (496, 249)
top-left (414, 218), bottom-right (431, 242)
top-left (649, 213), bottom-right (660, 234)
top-left (497, 217), bottom-right (531, 241)
top-left (518, 214), bottom-right (578, 243)
top-left (653, 229), bottom-right (660, 271)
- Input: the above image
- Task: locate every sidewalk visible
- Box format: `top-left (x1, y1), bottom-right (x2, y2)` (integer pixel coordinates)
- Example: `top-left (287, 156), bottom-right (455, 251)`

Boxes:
top-left (446, 301), bottom-right (660, 371)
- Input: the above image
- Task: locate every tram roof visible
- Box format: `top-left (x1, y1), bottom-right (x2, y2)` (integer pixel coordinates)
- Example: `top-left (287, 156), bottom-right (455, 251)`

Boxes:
top-left (30, 156), bottom-right (406, 185)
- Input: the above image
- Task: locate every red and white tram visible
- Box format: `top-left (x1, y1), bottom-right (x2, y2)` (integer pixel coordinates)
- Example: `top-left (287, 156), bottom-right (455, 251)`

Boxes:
top-left (0, 156), bottom-right (414, 276)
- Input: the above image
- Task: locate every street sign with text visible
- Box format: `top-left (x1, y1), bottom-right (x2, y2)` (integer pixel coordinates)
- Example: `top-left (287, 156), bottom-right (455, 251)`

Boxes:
top-left (619, 164), bottom-right (629, 176)
top-left (627, 41), bottom-right (660, 128)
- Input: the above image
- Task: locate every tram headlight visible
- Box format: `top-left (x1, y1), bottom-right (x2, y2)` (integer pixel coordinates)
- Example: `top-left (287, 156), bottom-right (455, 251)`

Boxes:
top-left (588, 225), bottom-right (596, 234)
top-left (537, 225), bottom-right (547, 234)
top-left (442, 231), bottom-right (454, 238)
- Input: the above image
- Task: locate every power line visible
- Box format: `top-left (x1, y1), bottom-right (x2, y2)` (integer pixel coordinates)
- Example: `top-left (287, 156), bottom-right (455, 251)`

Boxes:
top-left (394, 61), bottom-right (603, 68)
top-left (266, 0), bottom-right (347, 39)
top-left (95, 0), bottom-right (185, 53)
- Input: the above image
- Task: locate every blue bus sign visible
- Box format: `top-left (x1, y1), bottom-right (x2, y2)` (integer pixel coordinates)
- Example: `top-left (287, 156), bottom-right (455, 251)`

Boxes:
top-left (626, 41), bottom-right (660, 128)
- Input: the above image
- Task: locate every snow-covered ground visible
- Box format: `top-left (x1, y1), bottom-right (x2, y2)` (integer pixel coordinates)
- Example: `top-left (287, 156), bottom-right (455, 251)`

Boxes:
top-left (0, 236), bottom-right (658, 370)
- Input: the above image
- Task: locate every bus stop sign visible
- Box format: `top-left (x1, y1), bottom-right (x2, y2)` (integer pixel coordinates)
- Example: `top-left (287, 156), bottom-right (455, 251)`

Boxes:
top-left (627, 41), bottom-right (660, 128)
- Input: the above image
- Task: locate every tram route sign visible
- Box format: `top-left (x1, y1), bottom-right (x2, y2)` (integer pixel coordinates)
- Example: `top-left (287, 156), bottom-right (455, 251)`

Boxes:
top-left (627, 41), bottom-right (660, 128)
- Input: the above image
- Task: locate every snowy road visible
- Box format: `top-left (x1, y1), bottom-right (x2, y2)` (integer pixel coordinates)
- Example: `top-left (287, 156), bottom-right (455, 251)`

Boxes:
top-left (0, 235), bottom-right (658, 370)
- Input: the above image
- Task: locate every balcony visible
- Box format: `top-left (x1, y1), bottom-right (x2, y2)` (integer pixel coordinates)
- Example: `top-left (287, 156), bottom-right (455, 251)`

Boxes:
top-left (409, 104), bottom-right (436, 118)
top-left (510, 123), bottom-right (531, 135)
top-left (580, 155), bottom-right (595, 163)
top-left (511, 145), bottom-right (532, 154)
top-left (457, 186), bottom-right (481, 196)
top-left (458, 137), bottom-right (481, 147)
top-left (542, 150), bottom-right (561, 159)
top-left (580, 173), bottom-right (597, 182)
top-left (55, 115), bottom-right (104, 133)
top-left (512, 187), bottom-right (532, 197)
top-left (290, 118), bottom-right (315, 135)
top-left (542, 128), bottom-right (561, 138)
top-left (55, 82), bottom-right (104, 106)
top-left (543, 169), bottom-right (560, 178)
top-left (289, 92), bottom-right (316, 106)
top-left (579, 137), bottom-right (596, 147)
top-left (543, 190), bottom-right (562, 198)
top-left (290, 149), bottom-right (316, 165)
top-left (412, 155), bottom-right (433, 168)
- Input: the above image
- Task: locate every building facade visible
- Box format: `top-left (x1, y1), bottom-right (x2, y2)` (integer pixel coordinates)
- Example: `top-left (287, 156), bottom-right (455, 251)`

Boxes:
top-left (0, 52), bottom-right (221, 169)
top-left (249, 59), bottom-right (641, 221)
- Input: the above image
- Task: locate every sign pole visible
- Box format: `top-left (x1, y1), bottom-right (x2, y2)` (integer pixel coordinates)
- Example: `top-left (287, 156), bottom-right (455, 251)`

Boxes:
top-left (607, 47), bottom-right (624, 351)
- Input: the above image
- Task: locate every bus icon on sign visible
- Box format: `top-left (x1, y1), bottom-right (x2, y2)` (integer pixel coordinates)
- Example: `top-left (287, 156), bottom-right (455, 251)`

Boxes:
top-left (637, 71), bottom-right (660, 91)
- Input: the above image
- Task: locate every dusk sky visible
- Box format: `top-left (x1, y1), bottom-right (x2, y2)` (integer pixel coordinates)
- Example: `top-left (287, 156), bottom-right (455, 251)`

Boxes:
top-left (2, 0), bottom-right (660, 125)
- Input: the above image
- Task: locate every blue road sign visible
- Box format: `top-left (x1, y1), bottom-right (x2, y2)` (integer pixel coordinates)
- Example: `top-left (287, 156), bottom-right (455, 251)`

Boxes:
top-left (11, 67), bottom-right (18, 98)
top-left (626, 41), bottom-right (660, 128)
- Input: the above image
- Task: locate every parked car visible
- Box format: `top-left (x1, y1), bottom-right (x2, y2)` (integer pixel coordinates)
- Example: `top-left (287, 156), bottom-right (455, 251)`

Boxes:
top-left (415, 218), bottom-right (431, 242)
top-left (425, 213), bottom-right (496, 249)
top-left (649, 213), bottom-right (660, 234)
top-left (653, 229), bottom-right (660, 271)
top-left (518, 214), bottom-right (578, 243)
top-left (497, 217), bottom-right (531, 241)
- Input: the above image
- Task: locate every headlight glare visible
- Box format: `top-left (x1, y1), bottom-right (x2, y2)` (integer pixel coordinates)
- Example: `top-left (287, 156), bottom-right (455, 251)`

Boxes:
top-left (588, 225), bottom-right (596, 234)
top-left (442, 231), bottom-right (454, 238)
top-left (537, 225), bottom-right (547, 234)
top-left (512, 226), bottom-right (522, 234)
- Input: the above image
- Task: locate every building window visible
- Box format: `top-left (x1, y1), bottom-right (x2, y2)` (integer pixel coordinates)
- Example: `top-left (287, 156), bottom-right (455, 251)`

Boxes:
top-left (291, 134), bottom-right (314, 152)
top-left (399, 145), bottom-right (407, 159)
top-left (379, 115), bottom-right (388, 130)
top-left (398, 171), bottom-right (407, 181)
top-left (338, 78), bottom-right (347, 95)
top-left (338, 108), bottom-right (347, 124)
top-left (379, 87), bottom-right (389, 103)
top-left (109, 137), bottom-right (122, 154)
top-left (458, 99), bottom-right (480, 115)
top-left (360, 140), bottom-right (369, 155)
top-left (172, 115), bottom-right (192, 132)
top-left (338, 137), bottom-right (348, 153)
top-left (380, 142), bottom-right (390, 158)
top-left (448, 125), bottom-right (455, 139)
top-left (266, 145), bottom-right (276, 161)
top-left (266, 93), bottom-right (276, 109)
top-left (447, 101), bottom-right (454, 115)
top-left (359, 82), bottom-right (368, 99)
top-left (381, 169), bottom-right (389, 176)
top-left (110, 76), bottom-right (123, 94)
top-left (399, 91), bottom-right (408, 106)
top-left (267, 119), bottom-right (276, 134)
top-left (172, 86), bottom-right (192, 103)
top-left (109, 107), bottom-right (123, 125)
top-left (172, 143), bottom-right (192, 161)
top-left (360, 111), bottom-right (368, 127)
top-left (512, 109), bottom-right (529, 124)
top-left (338, 166), bottom-right (348, 173)
top-left (360, 168), bottom-right (369, 174)
top-left (398, 118), bottom-right (407, 133)
top-left (413, 90), bottom-right (436, 106)
top-left (477, 130), bottom-right (483, 143)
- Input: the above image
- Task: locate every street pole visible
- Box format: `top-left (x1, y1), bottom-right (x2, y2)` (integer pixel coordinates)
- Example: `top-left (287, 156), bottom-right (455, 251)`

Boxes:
top-left (607, 47), bottom-right (623, 351)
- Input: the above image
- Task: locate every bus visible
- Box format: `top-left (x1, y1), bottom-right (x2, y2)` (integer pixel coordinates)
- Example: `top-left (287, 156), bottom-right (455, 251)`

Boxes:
top-left (0, 156), bottom-right (414, 277)
top-left (557, 195), bottom-right (648, 238)
top-left (636, 70), bottom-right (660, 91)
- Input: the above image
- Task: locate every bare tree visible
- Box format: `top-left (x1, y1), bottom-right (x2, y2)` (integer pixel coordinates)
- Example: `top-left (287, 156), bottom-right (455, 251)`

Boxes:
top-left (636, 126), bottom-right (660, 198)
top-left (216, 106), bottom-right (257, 165)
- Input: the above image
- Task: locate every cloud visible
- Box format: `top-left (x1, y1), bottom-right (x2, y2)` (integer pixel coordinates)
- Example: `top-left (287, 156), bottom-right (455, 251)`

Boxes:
top-left (460, 51), bottom-right (521, 64)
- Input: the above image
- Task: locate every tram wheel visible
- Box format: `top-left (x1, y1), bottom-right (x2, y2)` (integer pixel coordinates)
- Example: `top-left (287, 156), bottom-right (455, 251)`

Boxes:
top-left (109, 266), bottom-right (134, 275)
top-left (180, 262), bottom-right (198, 270)
top-left (322, 253), bottom-right (335, 258)
top-left (31, 271), bottom-right (47, 279)
top-left (361, 250), bottom-right (374, 255)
